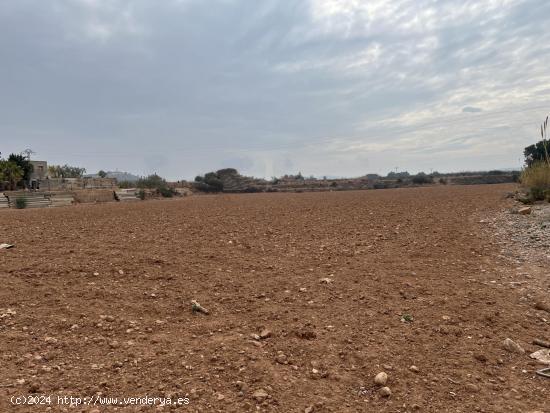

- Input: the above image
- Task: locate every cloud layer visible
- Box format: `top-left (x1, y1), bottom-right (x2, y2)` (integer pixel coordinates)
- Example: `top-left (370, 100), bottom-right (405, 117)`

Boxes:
top-left (1, 0), bottom-right (549, 178)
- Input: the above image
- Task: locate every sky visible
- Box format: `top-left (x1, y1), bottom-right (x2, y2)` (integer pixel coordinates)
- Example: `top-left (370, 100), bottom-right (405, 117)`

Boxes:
top-left (1, 0), bottom-right (549, 180)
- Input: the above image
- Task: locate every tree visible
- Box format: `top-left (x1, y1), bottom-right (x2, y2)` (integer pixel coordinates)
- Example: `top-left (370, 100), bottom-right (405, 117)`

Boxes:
top-left (525, 115), bottom-right (550, 166)
top-left (48, 164), bottom-right (86, 178)
top-left (193, 171), bottom-right (224, 192)
top-left (136, 174), bottom-right (166, 189)
top-left (0, 160), bottom-right (24, 190)
top-left (135, 174), bottom-right (175, 197)
top-left (216, 168), bottom-right (238, 178)
top-left (524, 140), bottom-right (550, 166)
top-left (98, 170), bottom-right (107, 178)
top-left (8, 153), bottom-right (33, 184)
top-left (203, 172), bottom-right (224, 191)
top-left (412, 172), bottom-right (433, 185)
top-left (387, 171), bottom-right (410, 179)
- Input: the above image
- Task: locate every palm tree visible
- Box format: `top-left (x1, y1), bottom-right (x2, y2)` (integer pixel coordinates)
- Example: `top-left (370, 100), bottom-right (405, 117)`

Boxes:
top-left (0, 160), bottom-right (24, 190)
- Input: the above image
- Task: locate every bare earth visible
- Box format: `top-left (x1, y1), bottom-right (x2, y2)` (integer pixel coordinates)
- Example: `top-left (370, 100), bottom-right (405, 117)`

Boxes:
top-left (0, 184), bottom-right (548, 412)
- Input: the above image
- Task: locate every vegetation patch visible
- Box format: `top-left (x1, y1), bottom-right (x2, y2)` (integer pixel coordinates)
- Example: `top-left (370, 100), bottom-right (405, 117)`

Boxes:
top-left (520, 116), bottom-right (550, 202)
top-left (14, 197), bottom-right (27, 209)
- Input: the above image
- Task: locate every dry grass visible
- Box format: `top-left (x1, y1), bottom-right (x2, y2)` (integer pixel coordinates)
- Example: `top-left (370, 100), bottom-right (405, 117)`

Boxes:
top-left (521, 162), bottom-right (550, 189)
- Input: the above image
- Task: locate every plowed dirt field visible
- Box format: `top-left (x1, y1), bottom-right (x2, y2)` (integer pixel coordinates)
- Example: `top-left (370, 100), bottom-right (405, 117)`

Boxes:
top-left (1, 184), bottom-right (548, 412)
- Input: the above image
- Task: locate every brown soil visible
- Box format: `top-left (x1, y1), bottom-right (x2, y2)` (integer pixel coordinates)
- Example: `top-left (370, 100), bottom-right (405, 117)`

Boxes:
top-left (0, 184), bottom-right (548, 412)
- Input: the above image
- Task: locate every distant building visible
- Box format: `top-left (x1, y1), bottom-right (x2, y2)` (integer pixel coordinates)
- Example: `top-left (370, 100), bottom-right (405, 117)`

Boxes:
top-left (29, 160), bottom-right (48, 189)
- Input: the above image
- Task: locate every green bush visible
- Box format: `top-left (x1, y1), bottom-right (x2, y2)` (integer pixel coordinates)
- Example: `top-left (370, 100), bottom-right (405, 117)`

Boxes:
top-left (117, 180), bottom-right (134, 189)
top-left (137, 174), bottom-right (166, 189)
top-left (138, 189), bottom-right (146, 200)
top-left (158, 187), bottom-right (176, 198)
top-left (529, 187), bottom-right (545, 201)
top-left (216, 168), bottom-right (238, 178)
top-left (203, 172), bottom-right (223, 191)
top-left (412, 173), bottom-right (433, 185)
top-left (193, 171), bottom-right (225, 192)
top-left (15, 197), bottom-right (27, 209)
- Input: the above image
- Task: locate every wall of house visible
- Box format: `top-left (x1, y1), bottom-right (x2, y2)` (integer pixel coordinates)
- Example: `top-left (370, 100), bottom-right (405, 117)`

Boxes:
top-left (30, 161), bottom-right (48, 181)
top-left (40, 177), bottom-right (117, 191)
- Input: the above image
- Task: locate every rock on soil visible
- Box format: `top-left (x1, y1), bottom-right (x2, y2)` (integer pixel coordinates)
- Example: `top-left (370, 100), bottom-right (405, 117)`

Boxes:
top-left (518, 206), bottom-right (532, 215)
top-left (530, 349), bottom-right (550, 365)
top-left (374, 372), bottom-right (388, 386)
top-left (252, 388), bottom-right (269, 402)
top-left (259, 328), bottom-right (272, 339)
top-left (502, 338), bottom-right (525, 354)
top-left (379, 387), bottom-right (391, 397)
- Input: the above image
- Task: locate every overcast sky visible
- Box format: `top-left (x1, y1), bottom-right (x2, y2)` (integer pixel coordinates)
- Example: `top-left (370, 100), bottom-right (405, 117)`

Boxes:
top-left (1, 0), bottom-right (549, 179)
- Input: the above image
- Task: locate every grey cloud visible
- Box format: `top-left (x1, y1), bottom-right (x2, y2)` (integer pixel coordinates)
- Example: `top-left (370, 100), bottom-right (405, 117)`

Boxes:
top-left (462, 107), bottom-right (483, 113)
top-left (0, 0), bottom-right (549, 179)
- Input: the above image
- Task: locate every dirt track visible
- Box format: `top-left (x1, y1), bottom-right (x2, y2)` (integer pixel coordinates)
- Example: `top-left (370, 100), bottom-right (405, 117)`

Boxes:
top-left (0, 184), bottom-right (548, 412)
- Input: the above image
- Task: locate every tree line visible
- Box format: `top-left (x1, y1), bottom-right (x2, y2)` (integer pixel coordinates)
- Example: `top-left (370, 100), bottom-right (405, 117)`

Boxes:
top-left (0, 150), bottom-right (87, 190)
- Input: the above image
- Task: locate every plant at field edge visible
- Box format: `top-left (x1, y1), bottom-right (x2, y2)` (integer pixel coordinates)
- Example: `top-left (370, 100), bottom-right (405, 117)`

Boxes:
top-left (15, 197), bottom-right (27, 209)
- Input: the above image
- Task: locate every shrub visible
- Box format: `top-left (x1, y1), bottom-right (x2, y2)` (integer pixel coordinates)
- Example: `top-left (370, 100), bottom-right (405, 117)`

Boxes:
top-left (529, 187), bottom-right (545, 202)
top-left (193, 181), bottom-right (211, 192)
top-left (216, 168), bottom-right (238, 178)
top-left (117, 180), bottom-right (134, 189)
top-left (137, 174), bottom-right (166, 189)
top-left (439, 177), bottom-right (448, 185)
top-left (203, 172), bottom-right (224, 191)
top-left (193, 171), bottom-right (224, 192)
top-left (137, 189), bottom-right (146, 200)
top-left (158, 186), bottom-right (176, 198)
top-left (15, 197), bottom-right (27, 209)
top-left (48, 164), bottom-right (86, 178)
top-left (520, 162), bottom-right (550, 191)
top-left (517, 195), bottom-right (533, 205)
top-left (412, 173), bottom-right (433, 185)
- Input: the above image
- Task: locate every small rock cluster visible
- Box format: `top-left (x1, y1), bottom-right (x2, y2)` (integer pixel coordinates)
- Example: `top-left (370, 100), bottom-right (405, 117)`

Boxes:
top-left (490, 201), bottom-right (550, 259)
top-left (374, 372), bottom-right (391, 397)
